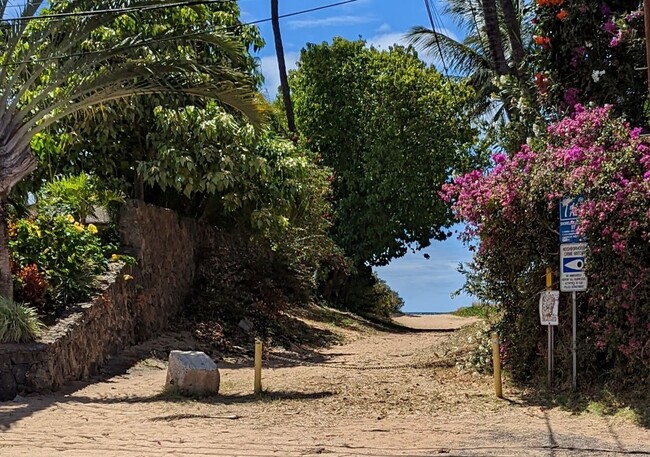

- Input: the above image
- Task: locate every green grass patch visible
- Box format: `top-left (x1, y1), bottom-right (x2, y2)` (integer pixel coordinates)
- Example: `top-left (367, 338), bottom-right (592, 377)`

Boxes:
top-left (0, 297), bottom-right (45, 343)
top-left (453, 303), bottom-right (496, 319)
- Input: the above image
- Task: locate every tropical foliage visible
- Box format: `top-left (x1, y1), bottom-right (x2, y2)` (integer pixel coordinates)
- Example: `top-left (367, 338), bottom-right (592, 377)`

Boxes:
top-left (0, 0), bottom-right (265, 298)
top-left (443, 106), bottom-right (650, 386)
top-left (10, 177), bottom-right (116, 312)
top-left (407, 0), bottom-right (533, 124)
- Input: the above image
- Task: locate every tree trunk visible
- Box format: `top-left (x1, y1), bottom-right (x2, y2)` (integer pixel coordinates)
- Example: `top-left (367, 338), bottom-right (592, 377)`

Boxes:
top-left (482, 0), bottom-right (510, 76)
top-left (271, 0), bottom-right (297, 136)
top-left (0, 193), bottom-right (13, 300)
top-left (134, 173), bottom-right (145, 200)
top-left (499, 0), bottom-right (525, 72)
top-left (0, 142), bottom-right (36, 301)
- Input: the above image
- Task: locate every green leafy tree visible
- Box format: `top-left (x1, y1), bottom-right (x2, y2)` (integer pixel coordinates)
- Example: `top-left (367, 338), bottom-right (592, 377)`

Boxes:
top-left (291, 38), bottom-right (477, 267)
top-left (0, 0), bottom-right (265, 299)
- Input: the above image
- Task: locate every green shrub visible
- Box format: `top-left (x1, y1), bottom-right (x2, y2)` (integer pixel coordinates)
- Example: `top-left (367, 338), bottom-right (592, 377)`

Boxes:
top-left (322, 266), bottom-right (404, 317)
top-left (10, 214), bottom-right (108, 312)
top-left (37, 173), bottom-right (124, 222)
top-left (455, 320), bottom-right (495, 374)
top-left (9, 174), bottom-right (122, 314)
top-left (0, 297), bottom-right (45, 343)
top-left (454, 303), bottom-right (497, 320)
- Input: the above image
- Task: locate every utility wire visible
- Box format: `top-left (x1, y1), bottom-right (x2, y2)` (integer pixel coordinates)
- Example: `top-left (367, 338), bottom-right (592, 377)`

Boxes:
top-left (0, 0), bottom-right (361, 67)
top-left (0, 0), bottom-right (360, 23)
top-left (467, 0), bottom-right (489, 59)
top-left (424, 0), bottom-right (451, 76)
top-left (0, 30), bottom-right (213, 67)
top-left (245, 0), bottom-right (359, 26)
top-left (423, 0), bottom-right (462, 106)
top-left (1, 0), bottom-right (234, 22)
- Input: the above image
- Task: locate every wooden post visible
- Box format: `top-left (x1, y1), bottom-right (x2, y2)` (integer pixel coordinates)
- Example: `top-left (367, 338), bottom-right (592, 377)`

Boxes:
top-left (492, 333), bottom-right (503, 398)
top-left (254, 339), bottom-right (262, 396)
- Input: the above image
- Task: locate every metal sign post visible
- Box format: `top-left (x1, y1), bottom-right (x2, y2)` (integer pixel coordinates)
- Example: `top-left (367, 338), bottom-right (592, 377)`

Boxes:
top-left (540, 268), bottom-right (559, 389)
top-left (559, 196), bottom-right (587, 391)
top-left (546, 325), bottom-right (553, 389)
top-left (572, 291), bottom-right (577, 390)
top-left (546, 268), bottom-right (553, 387)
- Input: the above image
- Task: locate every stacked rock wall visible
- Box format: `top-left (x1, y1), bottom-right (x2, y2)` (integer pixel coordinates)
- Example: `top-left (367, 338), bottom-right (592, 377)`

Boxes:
top-left (0, 201), bottom-right (205, 400)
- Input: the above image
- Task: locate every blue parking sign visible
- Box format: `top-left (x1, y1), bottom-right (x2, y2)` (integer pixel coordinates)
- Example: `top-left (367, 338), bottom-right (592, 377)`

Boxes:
top-left (560, 196), bottom-right (585, 244)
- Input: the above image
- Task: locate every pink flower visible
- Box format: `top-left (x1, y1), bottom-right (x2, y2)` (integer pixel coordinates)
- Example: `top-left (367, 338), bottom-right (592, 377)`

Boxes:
top-left (602, 19), bottom-right (617, 34)
top-left (492, 153), bottom-right (507, 165)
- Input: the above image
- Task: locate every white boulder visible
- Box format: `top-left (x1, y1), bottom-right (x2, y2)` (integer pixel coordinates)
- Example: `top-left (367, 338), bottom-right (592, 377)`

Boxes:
top-left (166, 350), bottom-right (220, 396)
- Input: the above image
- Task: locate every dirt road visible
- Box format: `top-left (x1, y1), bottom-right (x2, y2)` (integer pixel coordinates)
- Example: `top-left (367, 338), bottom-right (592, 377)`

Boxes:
top-left (1, 314), bottom-right (649, 456)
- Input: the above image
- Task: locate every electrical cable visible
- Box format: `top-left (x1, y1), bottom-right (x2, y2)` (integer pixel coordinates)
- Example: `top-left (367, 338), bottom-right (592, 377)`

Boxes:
top-left (0, 0), bottom-right (361, 67)
top-left (424, 0), bottom-right (451, 76)
top-left (423, 0), bottom-right (462, 106)
top-left (2, 0), bottom-right (235, 22)
top-left (0, 0), bottom-right (359, 23)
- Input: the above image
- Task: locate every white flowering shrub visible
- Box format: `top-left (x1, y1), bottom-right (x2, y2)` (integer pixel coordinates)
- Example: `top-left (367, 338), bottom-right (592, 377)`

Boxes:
top-left (455, 320), bottom-right (494, 374)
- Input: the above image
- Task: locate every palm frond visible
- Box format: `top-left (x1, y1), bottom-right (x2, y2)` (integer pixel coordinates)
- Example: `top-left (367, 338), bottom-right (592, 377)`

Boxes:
top-left (406, 25), bottom-right (490, 76)
top-left (0, 0), bottom-right (266, 195)
top-left (12, 59), bottom-right (265, 149)
top-left (441, 0), bottom-right (485, 35)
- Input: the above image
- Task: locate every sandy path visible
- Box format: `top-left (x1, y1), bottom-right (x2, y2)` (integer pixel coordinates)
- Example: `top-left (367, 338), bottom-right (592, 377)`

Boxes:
top-left (1, 315), bottom-right (649, 456)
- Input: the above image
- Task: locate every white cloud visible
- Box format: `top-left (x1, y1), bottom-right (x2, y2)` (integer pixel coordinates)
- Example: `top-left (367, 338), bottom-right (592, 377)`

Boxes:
top-left (288, 15), bottom-right (375, 29)
top-left (366, 31), bottom-right (407, 50)
top-left (376, 259), bottom-right (462, 284)
top-left (258, 52), bottom-right (300, 100)
top-left (366, 28), bottom-right (460, 69)
top-left (376, 22), bottom-right (392, 33)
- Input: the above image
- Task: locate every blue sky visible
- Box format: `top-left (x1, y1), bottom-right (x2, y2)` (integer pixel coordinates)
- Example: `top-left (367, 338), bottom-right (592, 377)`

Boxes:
top-left (239, 0), bottom-right (474, 313)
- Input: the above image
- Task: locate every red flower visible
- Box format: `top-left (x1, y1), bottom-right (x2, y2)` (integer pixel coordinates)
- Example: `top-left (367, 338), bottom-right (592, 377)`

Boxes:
top-left (535, 73), bottom-right (550, 95)
top-left (556, 9), bottom-right (568, 21)
top-left (534, 36), bottom-right (551, 48)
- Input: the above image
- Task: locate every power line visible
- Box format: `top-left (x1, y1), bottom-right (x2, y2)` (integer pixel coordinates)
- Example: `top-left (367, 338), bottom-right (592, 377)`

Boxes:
top-left (0, 30), bottom-right (213, 68)
top-left (0, 0), bottom-right (362, 67)
top-left (245, 0), bottom-right (360, 26)
top-left (1, 0), bottom-right (234, 22)
top-left (423, 0), bottom-right (462, 107)
top-left (424, 0), bottom-right (451, 76)
top-left (467, 0), bottom-right (489, 59)
top-left (0, 0), bottom-right (360, 23)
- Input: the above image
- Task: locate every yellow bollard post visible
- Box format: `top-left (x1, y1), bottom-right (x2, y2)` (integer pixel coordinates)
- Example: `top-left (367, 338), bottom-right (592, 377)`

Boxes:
top-left (492, 333), bottom-right (503, 398)
top-left (254, 338), bottom-right (262, 396)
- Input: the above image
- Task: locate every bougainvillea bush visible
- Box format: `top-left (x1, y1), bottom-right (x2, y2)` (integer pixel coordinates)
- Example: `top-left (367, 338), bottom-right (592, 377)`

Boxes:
top-left (533, 0), bottom-right (647, 125)
top-left (443, 105), bottom-right (650, 388)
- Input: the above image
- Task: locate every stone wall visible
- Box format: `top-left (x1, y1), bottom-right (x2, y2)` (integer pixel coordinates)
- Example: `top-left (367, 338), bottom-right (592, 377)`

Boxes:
top-left (0, 201), bottom-right (205, 401)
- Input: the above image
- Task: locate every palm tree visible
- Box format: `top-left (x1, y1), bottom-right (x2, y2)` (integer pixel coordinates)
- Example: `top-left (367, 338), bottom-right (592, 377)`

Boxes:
top-left (271, 0), bottom-right (296, 136)
top-left (407, 0), bottom-right (530, 121)
top-left (0, 0), bottom-right (265, 298)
